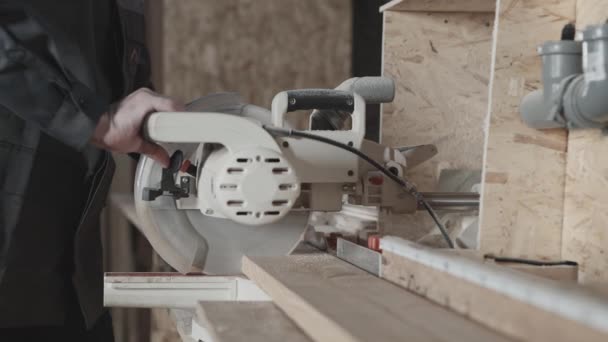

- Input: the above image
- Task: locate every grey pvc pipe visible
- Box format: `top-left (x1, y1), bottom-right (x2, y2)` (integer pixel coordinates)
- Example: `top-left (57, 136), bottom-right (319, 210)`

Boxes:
top-left (520, 41), bottom-right (582, 129)
top-left (563, 25), bottom-right (608, 128)
top-left (521, 24), bottom-right (608, 130)
top-left (417, 192), bottom-right (479, 210)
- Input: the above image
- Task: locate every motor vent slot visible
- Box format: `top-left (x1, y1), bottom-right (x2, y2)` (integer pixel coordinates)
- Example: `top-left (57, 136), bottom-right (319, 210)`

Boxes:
top-left (227, 200), bottom-right (244, 207)
top-left (272, 200), bottom-right (289, 207)
top-left (279, 184), bottom-right (296, 191)
top-left (272, 167), bottom-right (289, 174)
top-left (227, 167), bottom-right (244, 174)
top-left (236, 158), bottom-right (252, 163)
top-left (220, 184), bottom-right (238, 190)
top-left (265, 158), bottom-right (280, 163)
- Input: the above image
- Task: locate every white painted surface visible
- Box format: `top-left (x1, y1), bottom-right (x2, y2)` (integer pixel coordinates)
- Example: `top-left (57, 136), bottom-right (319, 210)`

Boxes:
top-left (103, 274), bottom-right (270, 309)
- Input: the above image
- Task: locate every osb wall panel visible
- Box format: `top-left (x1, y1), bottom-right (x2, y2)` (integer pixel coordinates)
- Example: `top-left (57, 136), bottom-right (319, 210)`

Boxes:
top-left (161, 0), bottom-right (352, 107)
top-left (562, 0), bottom-right (608, 284)
top-left (382, 11), bottom-right (493, 241)
top-left (381, 0), bottom-right (495, 12)
top-left (479, 0), bottom-right (575, 259)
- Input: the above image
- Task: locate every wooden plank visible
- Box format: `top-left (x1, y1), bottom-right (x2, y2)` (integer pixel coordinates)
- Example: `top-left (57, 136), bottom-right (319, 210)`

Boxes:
top-left (242, 254), bottom-right (513, 342)
top-left (478, 0), bottom-right (576, 260)
top-left (495, 262), bottom-right (578, 282)
top-left (380, 237), bottom-right (608, 342)
top-left (562, 0), bottom-right (608, 284)
top-left (196, 302), bottom-right (312, 342)
top-left (443, 250), bottom-right (579, 282)
top-left (381, 10), bottom-right (493, 240)
top-left (380, 0), bottom-right (495, 13)
top-left (102, 154), bottom-right (139, 341)
top-left (150, 308), bottom-right (182, 342)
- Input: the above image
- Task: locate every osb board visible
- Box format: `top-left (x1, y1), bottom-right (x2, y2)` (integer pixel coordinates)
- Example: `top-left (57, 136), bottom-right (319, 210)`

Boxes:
top-left (242, 254), bottom-right (513, 342)
top-left (381, 0), bottom-right (495, 13)
top-left (196, 302), bottom-right (312, 342)
top-left (381, 11), bottom-right (493, 240)
top-left (161, 0), bottom-right (351, 107)
top-left (381, 250), bottom-right (607, 342)
top-left (478, 0), bottom-right (575, 259)
top-left (562, 0), bottom-right (608, 284)
top-left (443, 249), bottom-right (579, 282)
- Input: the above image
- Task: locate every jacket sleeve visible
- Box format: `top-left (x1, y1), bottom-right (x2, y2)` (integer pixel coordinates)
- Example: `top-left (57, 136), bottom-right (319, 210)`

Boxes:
top-left (0, 5), bottom-right (107, 150)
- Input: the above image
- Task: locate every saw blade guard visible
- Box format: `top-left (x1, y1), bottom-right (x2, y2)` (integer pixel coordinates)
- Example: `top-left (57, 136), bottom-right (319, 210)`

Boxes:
top-left (134, 93), bottom-right (308, 274)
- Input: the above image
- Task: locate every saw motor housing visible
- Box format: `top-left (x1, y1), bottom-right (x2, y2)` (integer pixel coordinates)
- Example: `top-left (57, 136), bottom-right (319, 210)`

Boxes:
top-left (144, 86), bottom-right (421, 227)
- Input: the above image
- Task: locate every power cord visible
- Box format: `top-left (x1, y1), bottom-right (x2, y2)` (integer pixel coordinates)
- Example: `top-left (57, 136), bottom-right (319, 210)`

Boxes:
top-left (263, 126), bottom-right (455, 248)
top-left (484, 255), bottom-right (577, 266)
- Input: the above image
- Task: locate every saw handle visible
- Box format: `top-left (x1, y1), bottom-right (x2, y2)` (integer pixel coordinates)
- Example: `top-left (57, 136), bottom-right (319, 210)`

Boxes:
top-left (271, 89), bottom-right (366, 141)
top-left (285, 89), bottom-right (354, 113)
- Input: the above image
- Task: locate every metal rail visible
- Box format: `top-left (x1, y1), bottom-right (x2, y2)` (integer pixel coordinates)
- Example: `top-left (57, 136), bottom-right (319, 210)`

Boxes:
top-left (418, 192), bottom-right (479, 210)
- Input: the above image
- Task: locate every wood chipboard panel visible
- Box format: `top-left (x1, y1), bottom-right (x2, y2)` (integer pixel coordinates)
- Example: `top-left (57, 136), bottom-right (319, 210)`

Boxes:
top-left (382, 10), bottom-right (493, 240)
top-left (562, 0), bottom-right (608, 284)
top-left (242, 254), bottom-right (513, 342)
top-left (160, 0), bottom-right (352, 107)
top-left (381, 0), bottom-right (495, 13)
top-left (478, 0), bottom-right (575, 259)
top-left (196, 302), bottom-right (312, 342)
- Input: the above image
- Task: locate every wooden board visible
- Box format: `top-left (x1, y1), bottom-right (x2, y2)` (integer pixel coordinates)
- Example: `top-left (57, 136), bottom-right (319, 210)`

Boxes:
top-left (242, 254), bottom-right (513, 342)
top-left (478, 0), bottom-right (576, 260)
top-left (380, 237), bottom-right (608, 342)
top-left (150, 308), bottom-right (182, 342)
top-left (196, 302), bottom-right (312, 342)
top-left (496, 262), bottom-right (578, 282)
top-left (381, 10), bottom-right (493, 240)
top-left (101, 154), bottom-right (140, 341)
top-left (381, 0), bottom-right (495, 13)
top-left (442, 249), bottom-right (579, 282)
top-left (161, 0), bottom-right (351, 108)
top-left (562, 0), bottom-right (608, 284)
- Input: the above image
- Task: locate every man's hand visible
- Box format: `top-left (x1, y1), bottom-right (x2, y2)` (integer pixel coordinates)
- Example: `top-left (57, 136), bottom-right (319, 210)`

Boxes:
top-left (91, 88), bottom-right (184, 167)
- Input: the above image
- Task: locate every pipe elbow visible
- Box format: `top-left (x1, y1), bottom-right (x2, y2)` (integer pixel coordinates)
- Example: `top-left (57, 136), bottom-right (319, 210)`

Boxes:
top-left (520, 38), bottom-right (582, 129)
top-left (520, 89), bottom-right (565, 129)
top-left (563, 75), bottom-right (608, 128)
top-left (561, 24), bottom-right (608, 128)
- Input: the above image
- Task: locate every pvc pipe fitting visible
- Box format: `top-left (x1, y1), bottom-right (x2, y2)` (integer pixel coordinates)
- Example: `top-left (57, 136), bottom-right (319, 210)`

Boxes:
top-left (520, 40), bottom-right (582, 129)
top-left (521, 23), bottom-right (608, 130)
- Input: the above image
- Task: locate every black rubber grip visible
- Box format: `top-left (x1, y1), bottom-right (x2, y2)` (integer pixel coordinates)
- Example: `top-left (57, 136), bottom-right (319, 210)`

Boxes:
top-left (286, 89), bottom-right (354, 113)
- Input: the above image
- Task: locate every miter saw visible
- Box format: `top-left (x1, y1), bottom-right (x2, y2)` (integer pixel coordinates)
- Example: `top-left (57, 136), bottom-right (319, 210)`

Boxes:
top-left (134, 77), bottom-right (443, 275)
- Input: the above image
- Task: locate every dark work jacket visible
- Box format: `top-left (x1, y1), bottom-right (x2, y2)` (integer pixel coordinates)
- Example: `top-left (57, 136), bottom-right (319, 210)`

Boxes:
top-left (0, 0), bottom-right (150, 328)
